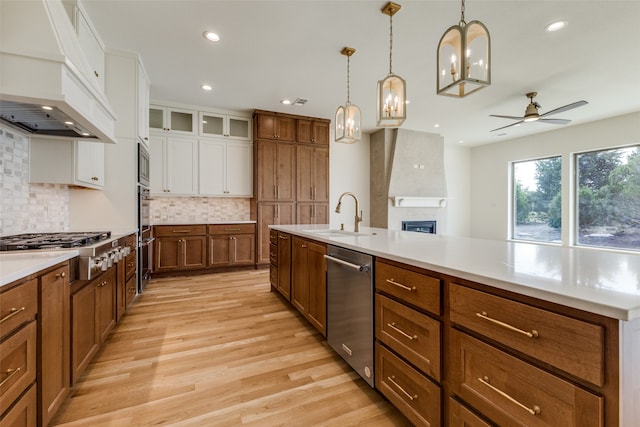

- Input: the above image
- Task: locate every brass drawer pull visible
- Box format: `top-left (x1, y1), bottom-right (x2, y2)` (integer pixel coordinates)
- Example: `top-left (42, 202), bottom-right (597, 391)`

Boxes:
top-left (224, 228), bottom-right (241, 231)
top-left (387, 375), bottom-right (417, 401)
top-left (386, 278), bottom-right (416, 292)
top-left (387, 322), bottom-right (417, 341)
top-left (478, 376), bottom-right (541, 416)
top-left (279, 235), bottom-right (289, 240)
top-left (476, 311), bottom-right (539, 338)
top-left (0, 307), bottom-right (25, 324)
top-left (55, 271), bottom-right (66, 278)
top-left (0, 368), bottom-right (21, 388)
top-left (172, 230), bottom-right (191, 233)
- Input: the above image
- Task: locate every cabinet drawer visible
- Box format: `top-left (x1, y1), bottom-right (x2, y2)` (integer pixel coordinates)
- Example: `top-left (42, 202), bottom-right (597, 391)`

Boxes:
top-left (376, 260), bottom-right (441, 315)
top-left (449, 398), bottom-right (492, 427)
top-left (208, 223), bottom-right (255, 235)
top-left (0, 321), bottom-right (36, 415)
top-left (376, 343), bottom-right (441, 427)
top-left (269, 243), bottom-right (278, 265)
top-left (376, 294), bottom-right (441, 381)
top-left (0, 383), bottom-right (37, 427)
top-left (451, 330), bottom-right (603, 427)
top-left (0, 279), bottom-right (37, 338)
top-left (154, 225), bottom-right (206, 237)
top-left (269, 229), bottom-right (278, 245)
top-left (450, 284), bottom-right (604, 386)
top-left (125, 251), bottom-right (137, 280)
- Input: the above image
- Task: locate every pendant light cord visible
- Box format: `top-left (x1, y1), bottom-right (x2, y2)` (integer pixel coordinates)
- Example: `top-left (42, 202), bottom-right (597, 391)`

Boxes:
top-left (389, 13), bottom-right (393, 74)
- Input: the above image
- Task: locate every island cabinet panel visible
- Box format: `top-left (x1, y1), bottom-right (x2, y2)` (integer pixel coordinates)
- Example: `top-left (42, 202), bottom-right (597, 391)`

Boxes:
top-left (376, 343), bottom-right (441, 427)
top-left (39, 264), bottom-right (70, 427)
top-left (0, 383), bottom-right (36, 427)
top-left (376, 294), bottom-right (441, 382)
top-left (291, 237), bottom-right (327, 336)
top-left (450, 329), bottom-right (603, 427)
top-left (449, 283), bottom-right (604, 386)
top-left (376, 260), bottom-right (442, 316)
top-left (276, 232), bottom-right (292, 300)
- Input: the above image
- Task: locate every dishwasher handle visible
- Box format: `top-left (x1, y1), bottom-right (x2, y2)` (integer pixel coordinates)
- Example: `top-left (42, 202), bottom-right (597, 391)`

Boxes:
top-left (324, 254), bottom-right (369, 272)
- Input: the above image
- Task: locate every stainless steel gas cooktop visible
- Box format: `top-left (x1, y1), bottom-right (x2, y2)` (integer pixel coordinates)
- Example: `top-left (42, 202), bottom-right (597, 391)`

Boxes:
top-left (0, 231), bottom-right (111, 251)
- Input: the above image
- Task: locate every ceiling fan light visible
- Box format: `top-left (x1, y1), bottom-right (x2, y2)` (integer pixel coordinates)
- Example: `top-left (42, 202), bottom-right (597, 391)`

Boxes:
top-left (437, 0), bottom-right (491, 98)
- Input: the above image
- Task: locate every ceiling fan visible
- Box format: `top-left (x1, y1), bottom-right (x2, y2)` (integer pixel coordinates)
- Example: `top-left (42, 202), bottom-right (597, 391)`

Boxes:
top-left (490, 92), bottom-right (588, 132)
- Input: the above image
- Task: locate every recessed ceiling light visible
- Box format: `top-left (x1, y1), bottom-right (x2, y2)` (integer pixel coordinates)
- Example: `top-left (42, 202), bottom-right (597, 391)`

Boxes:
top-left (434, 124), bottom-right (440, 128)
top-left (41, 105), bottom-right (53, 111)
top-left (64, 121), bottom-right (74, 126)
top-left (545, 20), bottom-right (568, 32)
top-left (281, 99), bottom-right (292, 105)
top-left (81, 132), bottom-right (90, 137)
top-left (458, 140), bottom-right (464, 144)
top-left (201, 84), bottom-right (212, 91)
top-left (203, 31), bottom-right (220, 42)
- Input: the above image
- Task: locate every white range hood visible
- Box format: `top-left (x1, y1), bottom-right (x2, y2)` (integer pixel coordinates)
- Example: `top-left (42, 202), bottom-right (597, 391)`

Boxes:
top-left (0, 0), bottom-right (116, 143)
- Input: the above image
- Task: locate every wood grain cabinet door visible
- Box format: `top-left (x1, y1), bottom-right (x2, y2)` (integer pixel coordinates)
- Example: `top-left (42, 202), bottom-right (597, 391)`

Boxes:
top-left (39, 265), bottom-right (70, 427)
top-left (276, 233), bottom-right (292, 300)
top-left (232, 234), bottom-right (256, 265)
top-left (95, 267), bottom-right (116, 345)
top-left (71, 282), bottom-right (98, 384)
top-left (291, 237), bottom-right (309, 313)
top-left (306, 240), bottom-right (327, 336)
top-left (209, 235), bottom-right (232, 267)
top-left (182, 236), bottom-right (207, 269)
top-left (155, 237), bottom-right (181, 271)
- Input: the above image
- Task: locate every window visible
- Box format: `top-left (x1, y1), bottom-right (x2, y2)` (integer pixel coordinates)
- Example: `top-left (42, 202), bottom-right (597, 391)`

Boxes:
top-left (512, 156), bottom-right (562, 243)
top-left (576, 145), bottom-right (640, 251)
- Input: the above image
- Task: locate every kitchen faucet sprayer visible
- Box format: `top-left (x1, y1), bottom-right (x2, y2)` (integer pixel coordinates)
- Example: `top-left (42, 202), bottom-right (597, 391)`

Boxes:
top-left (335, 192), bottom-right (363, 232)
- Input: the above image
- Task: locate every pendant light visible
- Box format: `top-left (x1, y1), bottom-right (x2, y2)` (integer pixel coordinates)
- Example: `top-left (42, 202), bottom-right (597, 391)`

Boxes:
top-left (376, 2), bottom-right (406, 127)
top-left (437, 0), bottom-right (490, 97)
top-left (335, 47), bottom-right (362, 144)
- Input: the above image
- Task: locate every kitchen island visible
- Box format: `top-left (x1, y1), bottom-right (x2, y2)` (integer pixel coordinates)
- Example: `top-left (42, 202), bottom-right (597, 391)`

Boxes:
top-left (271, 224), bottom-right (640, 427)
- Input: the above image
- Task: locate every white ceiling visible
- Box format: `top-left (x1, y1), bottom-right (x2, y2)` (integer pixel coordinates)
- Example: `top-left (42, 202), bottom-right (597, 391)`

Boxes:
top-left (82, 0), bottom-right (640, 147)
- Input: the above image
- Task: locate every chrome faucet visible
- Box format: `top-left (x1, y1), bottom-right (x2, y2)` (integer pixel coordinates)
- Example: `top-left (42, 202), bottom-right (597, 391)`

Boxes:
top-left (335, 192), bottom-right (363, 232)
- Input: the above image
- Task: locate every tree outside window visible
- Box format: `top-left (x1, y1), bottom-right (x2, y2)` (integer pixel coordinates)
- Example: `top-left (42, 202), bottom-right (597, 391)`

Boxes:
top-left (512, 156), bottom-right (562, 243)
top-left (576, 145), bottom-right (640, 251)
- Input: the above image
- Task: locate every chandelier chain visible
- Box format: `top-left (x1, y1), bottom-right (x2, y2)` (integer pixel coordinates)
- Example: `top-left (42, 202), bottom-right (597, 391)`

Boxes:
top-left (460, 0), bottom-right (466, 23)
top-left (389, 13), bottom-right (393, 74)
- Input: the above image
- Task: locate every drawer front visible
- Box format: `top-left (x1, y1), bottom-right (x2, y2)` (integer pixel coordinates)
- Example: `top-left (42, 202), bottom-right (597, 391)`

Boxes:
top-left (376, 260), bottom-right (441, 315)
top-left (125, 251), bottom-right (137, 280)
top-left (0, 279), bottom-right (37, 339)
top-left (208, 223), bottom-right (255, 235)
top-left (449, 398), bottom-right (492, 427)
top-left (269, 265), bottom-right (278, 288)
top-left (269, 229), bottom-right (278, 245)
top-left (0, 383), bottom-right (37, 427)
top-left (450, 330), bottom-right (603, 427)
top-left (269, 243), bottom-right (278, 265)
top-left (375, 343), bottom-right (441, 427)
top-left (154, 225), bottom-right (206, 237)
top-left (0, 321), bottom-right (36, 415)
top-left (376, 294), bottom-right (441, 381)
top-left (450, 284), bottom-right (604, 386)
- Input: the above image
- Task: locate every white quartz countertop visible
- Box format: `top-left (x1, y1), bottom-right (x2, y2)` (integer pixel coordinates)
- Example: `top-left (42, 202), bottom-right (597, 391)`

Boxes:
top-left (152, 221), bottom-right (256, 225)
top-left (271, 224), bottom-right (640, 321)
top-left (0, 250), bottom-right (79, 287)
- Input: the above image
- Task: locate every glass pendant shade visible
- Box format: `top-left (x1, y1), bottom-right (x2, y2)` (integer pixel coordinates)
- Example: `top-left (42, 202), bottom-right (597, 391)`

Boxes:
top-left (437, 19), bottom-right (490, 97)
top-left (376, 74), bottom-right (406, 127)
top-left (335, 103), bottom-right (362, 144)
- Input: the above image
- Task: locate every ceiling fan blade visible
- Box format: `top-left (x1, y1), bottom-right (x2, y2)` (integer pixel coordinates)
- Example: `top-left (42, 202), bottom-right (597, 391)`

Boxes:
top-left (490, 120), bottom-right (524, 132)
top-left (538, 118), bottom-right (571, 125)
top-left (490, 114), bottom-right (525, 120)
top-left (540, 100), bottom-right (588, 117)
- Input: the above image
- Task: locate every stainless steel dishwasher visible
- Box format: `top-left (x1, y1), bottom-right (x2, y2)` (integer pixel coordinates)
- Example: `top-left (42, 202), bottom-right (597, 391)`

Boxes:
top-left (325, 245), bottom-right (374, 387)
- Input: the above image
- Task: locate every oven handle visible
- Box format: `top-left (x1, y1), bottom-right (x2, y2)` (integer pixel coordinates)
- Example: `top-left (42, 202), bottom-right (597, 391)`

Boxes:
top-left (324, 254), bottom-right (368, 272)
top-left (141, 237), bottom-right (155, 247)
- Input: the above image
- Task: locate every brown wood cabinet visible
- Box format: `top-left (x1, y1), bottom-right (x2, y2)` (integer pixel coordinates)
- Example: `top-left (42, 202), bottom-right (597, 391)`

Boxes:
top-left (0, 383), bottom-right (37, 427)
top-left (71, 266), bottom-right (116, 385)
top-left (275, 232), bottom-right (292, 300)
top-left (255, 112), bottom-right (295, 142)
top-left (208, 224), bottom-right (256, 267)
top-left (296, 202), bottom-right (329, 225)
top-left (296, 119), bottom-right (329, 145)
top-left (296, 145), bottom-right (328, 203)
top-left (256, 203), bottom-right (294, 264)
top-left (256, 140), bottom-right (296, 202)
top-left (38, 264), bottom-right (70, 427)
top-left (291, 236), bottom-right (327, 336)
top-left (154, 225), bottom-right (207, 272)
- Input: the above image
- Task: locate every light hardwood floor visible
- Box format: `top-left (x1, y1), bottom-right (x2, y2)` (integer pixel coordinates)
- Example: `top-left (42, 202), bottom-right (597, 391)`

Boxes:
top-left (51, 270), bottom-right (411, 426)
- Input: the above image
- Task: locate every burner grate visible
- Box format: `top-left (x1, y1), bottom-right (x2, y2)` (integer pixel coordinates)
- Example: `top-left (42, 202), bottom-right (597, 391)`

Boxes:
top-left (0, 231), bottom-right (111, 251)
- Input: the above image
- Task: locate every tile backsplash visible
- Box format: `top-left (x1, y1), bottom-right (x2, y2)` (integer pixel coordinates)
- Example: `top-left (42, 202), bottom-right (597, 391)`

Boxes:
top-left (150, 196), bottom-right (250, 224)
top-left (0, 126), bottom-right (69, 235)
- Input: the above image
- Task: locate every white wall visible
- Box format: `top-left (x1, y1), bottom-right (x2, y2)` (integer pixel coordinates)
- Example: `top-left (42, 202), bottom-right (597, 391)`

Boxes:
top-left (329, 132), bottom-right (371, 230)
top-left (444, 143), bottom-right (471, 237)
top-left (469, 112), bottom-right (640, 242)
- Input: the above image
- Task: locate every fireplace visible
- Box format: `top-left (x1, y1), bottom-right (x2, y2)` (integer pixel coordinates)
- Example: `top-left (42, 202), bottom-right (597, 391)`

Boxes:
top-left (402, 220), bottom-right (437, 234)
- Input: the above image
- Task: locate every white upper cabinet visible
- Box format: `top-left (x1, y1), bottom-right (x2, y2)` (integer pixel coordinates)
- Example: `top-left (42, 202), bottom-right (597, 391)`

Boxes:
top-left (149, 134), bottom-right (198, 195)
top-left (149, 106), bottom-right (196, 135)
top-left (63, 0), bottom-right (106, 93)
top-left (199, 139), bottom-right (253, 197)
top-left (199, 112), bottom-right (251, 141)
top-left (30, 138), bottom-right (105, 189)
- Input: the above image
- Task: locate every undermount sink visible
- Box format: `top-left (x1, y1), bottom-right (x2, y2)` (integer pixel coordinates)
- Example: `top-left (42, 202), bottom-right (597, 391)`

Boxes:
top-left (303, 229), bottom-right (377, 238)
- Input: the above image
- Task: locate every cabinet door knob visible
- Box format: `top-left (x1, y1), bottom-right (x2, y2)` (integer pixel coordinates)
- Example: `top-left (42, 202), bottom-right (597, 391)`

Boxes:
top-left (55, 272), bottom-right (66, 278)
